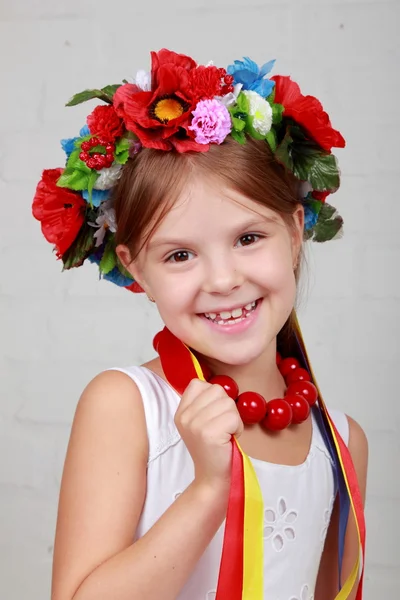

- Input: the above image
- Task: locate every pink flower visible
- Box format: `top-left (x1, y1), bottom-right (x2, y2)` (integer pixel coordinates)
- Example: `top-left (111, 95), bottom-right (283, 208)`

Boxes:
top-left (189, 99), bottom-right (231, 145)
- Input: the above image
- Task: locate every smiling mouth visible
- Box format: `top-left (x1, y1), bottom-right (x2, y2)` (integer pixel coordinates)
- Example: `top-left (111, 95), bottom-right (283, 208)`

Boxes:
top-left (202, 299), bottom-right (260, 325)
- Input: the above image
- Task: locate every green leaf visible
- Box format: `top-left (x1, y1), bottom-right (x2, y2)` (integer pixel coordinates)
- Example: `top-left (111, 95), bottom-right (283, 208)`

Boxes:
top-left (274, 127), bottom-right (294, 172)
top-left (66, 84), bottom-right (122, 107)
top-left (246, 119), bottom-right (266, 141)
top-left (85, 171), bottom-right (99, 207)
top-left (271, 103), bottom-right (284, 125)
top-left (232, 116), bottom-right (246, 132)
top-left (312, 202), bottom-right (344, 242)
top-left (275, 124), bottom-right (340, 192)
top-left (114, 137), bottom-right (130, 165)
top-left (101, 84), bottom-right (121, 98)
top-left (294, 150), bottom-right (340, 191)
top-left (62, 224), bottom-right (96, 269)
top-left (117, 259), bottom-right (134, 280)
top-left (56, 169), bottom-right (90, 191)
top-left (236, 92), bottom-right (250, 114)
top-left (266, 87), bottom-right (276, 105)
top-left (265, 129), bottom-right (277, 153)
top-left (100, 239), bottom-right (117, 275)
top-left (65, 148), bottom-right (92, 174)
top-left (231, 129), bottom-right (246, 144)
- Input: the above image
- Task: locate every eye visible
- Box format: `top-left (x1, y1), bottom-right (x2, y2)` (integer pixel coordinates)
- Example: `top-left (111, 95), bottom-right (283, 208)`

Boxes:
top-left (166, 250), bottom-right (194, 263)
top-left (236, 233), bottom-right (262, 247)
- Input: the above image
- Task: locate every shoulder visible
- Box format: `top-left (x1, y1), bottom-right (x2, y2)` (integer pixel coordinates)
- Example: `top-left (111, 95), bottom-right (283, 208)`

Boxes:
top-left (72, 369), bottom-right (149, 461)
top-left (347, 415), bottom-right (368, 456)
top-left (346, 414), bottom-right (369, 502)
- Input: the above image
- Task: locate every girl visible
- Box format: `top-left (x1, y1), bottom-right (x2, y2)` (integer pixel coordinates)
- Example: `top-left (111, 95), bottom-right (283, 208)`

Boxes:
top-left (33, 49), bottom-right (368, 600)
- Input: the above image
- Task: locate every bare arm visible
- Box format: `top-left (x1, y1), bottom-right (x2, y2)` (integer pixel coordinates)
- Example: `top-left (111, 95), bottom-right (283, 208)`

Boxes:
top-left (52, 372), bottom-right (237, 600)
top-left (315, 415), bottom-right (368, 600)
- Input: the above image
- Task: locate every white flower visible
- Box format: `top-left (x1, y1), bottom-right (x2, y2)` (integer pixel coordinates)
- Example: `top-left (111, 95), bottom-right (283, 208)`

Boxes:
top-left (135, 69), bottom-right (151, 91)
top-left (93, 164), bottom-right (123, 191)
top-left (243, 90), bottom-right (273, 135)
top-left (88, 200), bottom-right (117, 247)
top-left (264, 496), bottom-right (298, 552)
top-left (218, 83), bottom-right (243, 108)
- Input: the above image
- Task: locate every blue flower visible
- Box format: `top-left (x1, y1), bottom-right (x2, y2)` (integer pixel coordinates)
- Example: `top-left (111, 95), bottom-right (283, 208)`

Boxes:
top-left (227, 57), bottom-right (276, 98)
top-left (88, 251), bottom-right (134, 287)
top-left (82, 188), bottom-right (111, 208)
top-left (304, 204), bottom-right (319, 230)
top-left (60, 125), bottom-right (90, 159)
top-left (60, 136), bottom-right (79, 159)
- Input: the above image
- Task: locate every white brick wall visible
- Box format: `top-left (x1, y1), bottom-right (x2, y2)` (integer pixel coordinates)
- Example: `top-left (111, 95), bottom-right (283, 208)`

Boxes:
top-left (1, 1), bottom-right (399, 598)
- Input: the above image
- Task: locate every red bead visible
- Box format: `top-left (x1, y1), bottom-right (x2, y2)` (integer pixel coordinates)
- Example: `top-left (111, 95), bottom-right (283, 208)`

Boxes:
top-left (89, 137), bottom-right (98, 146)
top-left (262, 399), bottom-right (292, 431)
top-left (236, 392), bottom-right (267, 424)
top-left (87, 158), bottom-right (97, 169)
top-left (278, 357), bottom-right (300, 376)
top-left (285, 367), bottom-right (311, 386)
top-left (153, 331), bottom-right (163, 352)
top-left (224, 74), bottom-right (234, 84)
top-left (285, 394), bottom-right (310, 424)
top-left (81, 141), bottom-right (90, 151)
top-left (286, 380), bottom-right (318, 406)
top-left (106, 143), bottom-right (115, 153)
top-left (79, 151), bottom-right (89, 162)
top-left (209, 375), bottom-right (238, 400)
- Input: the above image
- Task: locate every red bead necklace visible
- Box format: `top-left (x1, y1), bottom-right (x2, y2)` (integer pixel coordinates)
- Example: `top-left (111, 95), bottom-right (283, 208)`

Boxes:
top-left (205, 353), bottom-right (318, 431)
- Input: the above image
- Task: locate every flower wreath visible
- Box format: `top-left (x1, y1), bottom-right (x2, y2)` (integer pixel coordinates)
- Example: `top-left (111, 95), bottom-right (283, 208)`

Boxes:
top-left (32, 49), bottom-right (345, 293)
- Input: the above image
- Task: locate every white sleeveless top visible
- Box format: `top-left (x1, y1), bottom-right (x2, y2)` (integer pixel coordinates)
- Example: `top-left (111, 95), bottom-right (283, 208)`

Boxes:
top-left (111, 365), bottom-right (349, 600)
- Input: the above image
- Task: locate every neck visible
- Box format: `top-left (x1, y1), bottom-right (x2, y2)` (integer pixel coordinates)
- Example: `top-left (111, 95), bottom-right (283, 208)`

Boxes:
top-left (197, 342), bottom-right (286, 402)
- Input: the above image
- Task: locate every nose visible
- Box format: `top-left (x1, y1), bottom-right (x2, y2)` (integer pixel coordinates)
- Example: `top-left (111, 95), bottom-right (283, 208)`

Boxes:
top-left (202, 252), bottom-right (244, 295)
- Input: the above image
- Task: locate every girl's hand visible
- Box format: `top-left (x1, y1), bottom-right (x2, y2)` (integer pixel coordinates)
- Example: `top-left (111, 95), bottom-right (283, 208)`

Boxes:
top-left (174, 379), bottom-right (244, 489)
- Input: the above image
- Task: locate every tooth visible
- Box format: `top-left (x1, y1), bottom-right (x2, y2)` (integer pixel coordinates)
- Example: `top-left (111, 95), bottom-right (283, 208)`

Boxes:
top-left (244, 303), bottom-right (253, 311)
top-left (208, 313), bottom-right (217, 319)
top-left (220, 311), bottom-right (232, 320)
top-left (232, 308), bottom-right (243, 318)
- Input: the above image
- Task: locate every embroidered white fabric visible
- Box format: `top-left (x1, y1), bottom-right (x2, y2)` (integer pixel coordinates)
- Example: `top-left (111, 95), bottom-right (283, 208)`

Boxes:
top-left (109, 365), bottom-right (349, 600)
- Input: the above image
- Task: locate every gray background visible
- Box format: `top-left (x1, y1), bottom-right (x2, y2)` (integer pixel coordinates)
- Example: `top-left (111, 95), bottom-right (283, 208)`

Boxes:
top-left (1, 0), bottom-right (399, 598)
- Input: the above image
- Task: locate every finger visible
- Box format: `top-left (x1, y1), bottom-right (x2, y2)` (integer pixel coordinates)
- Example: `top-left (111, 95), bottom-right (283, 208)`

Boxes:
top-left (186, 395), bottom-right (238, 432)
top-left (178, 385), bottom-right (232, 425)
top-left (202, 411), bottom-right (243, 444)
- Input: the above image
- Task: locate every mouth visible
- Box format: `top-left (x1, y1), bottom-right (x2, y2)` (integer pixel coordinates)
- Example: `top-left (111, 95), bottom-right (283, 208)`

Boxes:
top-left (201, 299), bottom-right (261, 326)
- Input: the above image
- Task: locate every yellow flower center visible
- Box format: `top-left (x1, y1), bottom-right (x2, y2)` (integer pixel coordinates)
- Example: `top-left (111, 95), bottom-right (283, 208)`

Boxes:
top-left (152, 96), bottom-right (186, 124)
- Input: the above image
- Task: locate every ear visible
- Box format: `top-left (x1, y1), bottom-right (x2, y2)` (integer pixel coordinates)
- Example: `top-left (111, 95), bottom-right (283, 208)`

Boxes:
top-left (115, 243), bottom-right (147, 291)
top-left (291, 204), bottom-right (304, 261)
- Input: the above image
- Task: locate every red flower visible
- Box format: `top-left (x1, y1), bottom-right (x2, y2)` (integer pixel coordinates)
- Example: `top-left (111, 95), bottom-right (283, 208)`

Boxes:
top-left (87, 105), bottom-right (124, 142)
top-left (271, 76), bottom-right (345, 152)
top-left (312, 190), bottom-right (330, 203)
top-left (32, 168), bottom-right (86, 258)
top-left (189, 66), bottom-right (231, 102)
top-left (125, 281), bottom-right (144, 293)
top-left (114, 49), bottom-right (225, 152)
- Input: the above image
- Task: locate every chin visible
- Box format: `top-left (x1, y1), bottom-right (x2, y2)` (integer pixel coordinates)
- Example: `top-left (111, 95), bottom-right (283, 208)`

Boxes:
top-left (201, 337), bottom-right (272, 367)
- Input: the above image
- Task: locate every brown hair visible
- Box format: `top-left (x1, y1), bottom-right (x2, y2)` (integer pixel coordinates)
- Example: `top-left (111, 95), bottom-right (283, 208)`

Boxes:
top-left (113, 136), bottom-right (305, 355)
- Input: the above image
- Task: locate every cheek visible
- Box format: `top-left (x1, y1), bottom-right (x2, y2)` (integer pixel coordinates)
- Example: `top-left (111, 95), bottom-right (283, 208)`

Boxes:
top-left (253, 246), bottom-right (294, 292)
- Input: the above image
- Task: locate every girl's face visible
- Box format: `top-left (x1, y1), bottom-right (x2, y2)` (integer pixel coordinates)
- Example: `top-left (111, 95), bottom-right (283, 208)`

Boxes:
top-left (120, 176), bottom-right (304, 367)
